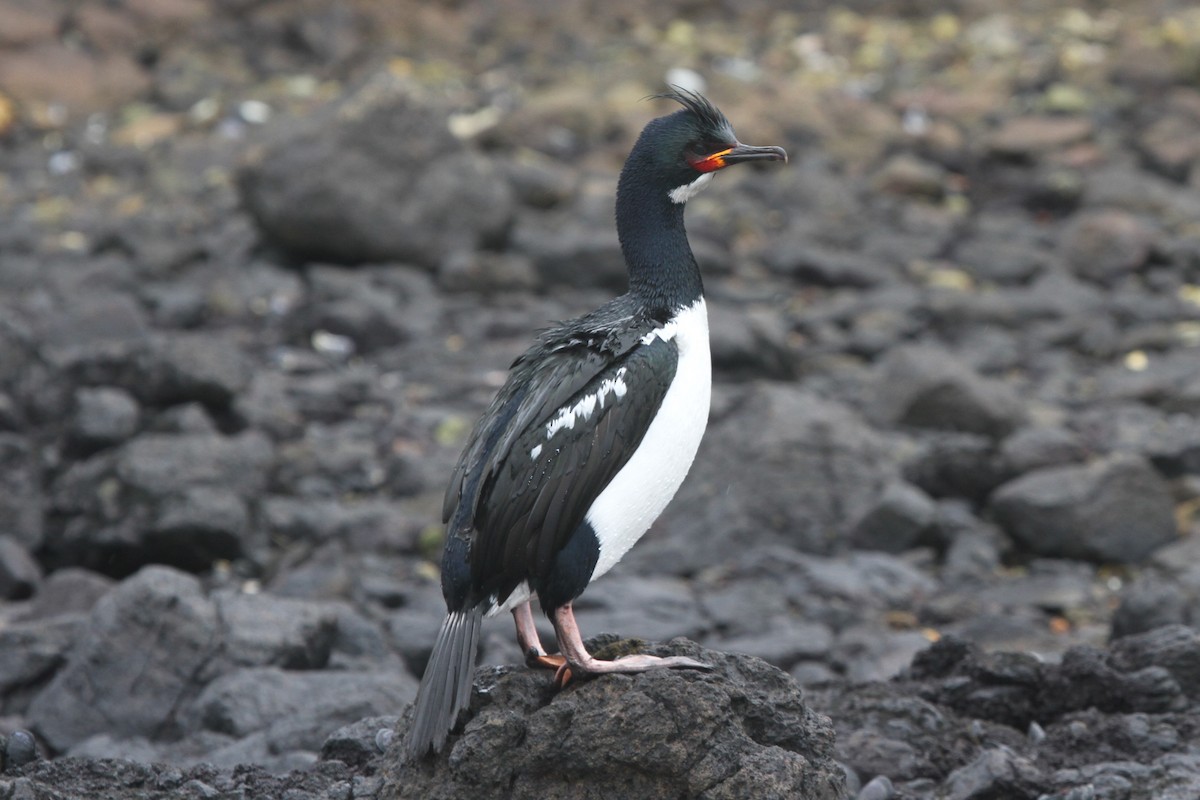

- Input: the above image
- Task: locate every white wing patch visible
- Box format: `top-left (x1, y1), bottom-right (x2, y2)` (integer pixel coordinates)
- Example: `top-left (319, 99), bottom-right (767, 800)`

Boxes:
top-left (545, 368), bottom-right (628, 440)
top-left (668, 172), bottom-right (714, 204)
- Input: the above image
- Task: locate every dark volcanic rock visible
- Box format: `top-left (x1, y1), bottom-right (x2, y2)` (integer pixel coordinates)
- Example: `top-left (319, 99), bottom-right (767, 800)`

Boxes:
top-left (385, 639), bottom-right (846, 800)
top-left (0, 434), bottom-right (42, 551)
top-left (25, 566), bottom-right (221, 752)
top-left (68, 386), bottom-right (140, 452)
top-left (634, 384), bottom-right (899, 568)
top-left (239, 73), bottom-right (514, 267)
top-left (869, 345), bottom-right (1025, 438)
top-left (186, 667), bottom-right (415, 747)
top-left (849, 480), bottom-right (938, 553)
top-left (47, 431), bottom-right (273, 573)
top-left (0, 535), bottom-right (41, 599)
top-left (1059, 209), bottom-right (1155, 285)
top-left (989, 454), bottom-right (1176, 563)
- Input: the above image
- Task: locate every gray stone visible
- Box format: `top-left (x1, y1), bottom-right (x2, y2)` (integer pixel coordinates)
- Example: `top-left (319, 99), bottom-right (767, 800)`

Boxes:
top-left (1111, 581), bottom-right (1188, 640)
top-left (1000, 426), bottom-right (1086, 475)
top-left (1110, 625), bottom-right (1200, 699)
top-left (385, 641), bottom-right (845, 800)
top-left (187, 667), bottom-right (416, 744)
top-left (762, 241), bottom-right (893, 288)
top-left (869, 346), bottom-right (1025, 438)
top-left (26, 566), bottom-right (220, 751)
top-left (15, 568), bottom-right (114, 622)
top-left (708, 304), bottom-right (797, 381)
top-left (239, 73), bottom-right (514, 267)
top-left (148, 487), bottom-right (250, 569)
top-left (213, 591), bottom-right (340, 671)
top-left (989, 454), bottom-right (1177, 563)
top-left (943, 746), bottom-right (1042, 800)
top-left (1059, 210), bottom-right (1154, 285)
top-left (0, 535), bottom-right (41, 600)
top-left (320, 715), bottom-right (399, 768)
top-left (0, 434), bottom-right (42, 551)
top-left (633, 385), bottom-right (899, 570)
top-left (0, 615), bottom-right (82, 695)
top-left (849, 481), bottom-right (937, 553)
top-left (69, 386), bottom-right (139, 451)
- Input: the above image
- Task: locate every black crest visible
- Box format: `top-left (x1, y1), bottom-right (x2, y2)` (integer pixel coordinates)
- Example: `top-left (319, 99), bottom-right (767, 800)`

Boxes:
top-left (655, 86), bottom-right (735, 140)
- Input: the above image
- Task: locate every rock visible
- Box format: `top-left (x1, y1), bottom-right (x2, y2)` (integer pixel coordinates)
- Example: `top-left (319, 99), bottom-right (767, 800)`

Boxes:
top-left (987, 116), bottom-right (1093, 159)
top-left (762, 241), bottom-right (893, 288)
top-left (302, 265), bottom-right (442, 353)
top-left (1109, 625), bottom-right (1200, 699)
top-left (148, 487), bottom-right (249, 570)
top-left (999, 426), bottom-right (1086, 474)
top-left (710, 618), bottom-right (835, 671)
top-left (871, 154), bottom-right (946, 200)
top-left (953, 235), bottom-right (1050, 285)
top-left (25, 566), bottom-right (220, 751)
top-left (437, 251), bottom-right (539, 295)
top-left (238, 73), bottom-right (514, 267)
top-left (384, 640), bottom-right (846, 800)
top-left (0, 615), bottom-right (82, 696)
top-left (0, 535), bottom-right (41, 600)
top-left (0, 43), bottom-right (150, 116)
top-left (4, 731), bottom-right (38, 771)
top-left (212, 591), bottom-right (340, 671)
top-left (632, 385), bottom-right (899, 569)
top-left (849, 481), bottom-right (938, 553)
top-left (321, 715), bottom-right (398, 768)
top-left (511, 215), bottom-right (626, 292)
top-left (856, 775), bottom-right (895, 800)
top-left (989, 454), bottom-right (1177, 564)
top-left (943, 746), bottom-right (1042, 800)
top-left (68, 386), bottom-right (140, 452)
top-left (1059, 210), bottom-right (1155, 285)
top-left (47, 431), bottom-right (273, 573)
top-left (0, 434), bottom-right (42, 551)
top-left (708, 305), bottom-right (797, 381)
top-left (186, 667), bottom-right (416, 746)
top-left (15, 568), bottom-right (115, 622)
top-left (869, 346), bottom-right (1025, 438)
top-left (1111, 582), bottom-right (1188, 640)
top-left (132, 332), bottom-right (254, 409)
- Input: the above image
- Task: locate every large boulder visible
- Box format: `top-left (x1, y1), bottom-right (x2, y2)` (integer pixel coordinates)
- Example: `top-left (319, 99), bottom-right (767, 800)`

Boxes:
top-left (238, 72), bottom-right (515, 267)
top-left (988, 454), bottom-right (1177, 564)
top-left (385, 639), bottom-right (846, 800)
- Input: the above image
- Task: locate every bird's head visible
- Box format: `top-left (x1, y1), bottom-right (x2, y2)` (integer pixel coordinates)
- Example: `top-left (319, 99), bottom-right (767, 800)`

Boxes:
top-left (628, 87), bottom-right (788, 205)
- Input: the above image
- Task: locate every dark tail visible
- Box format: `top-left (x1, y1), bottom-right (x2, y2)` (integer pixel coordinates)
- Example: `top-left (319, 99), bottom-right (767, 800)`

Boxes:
top-left (404, 607), bottom-right (484, 761)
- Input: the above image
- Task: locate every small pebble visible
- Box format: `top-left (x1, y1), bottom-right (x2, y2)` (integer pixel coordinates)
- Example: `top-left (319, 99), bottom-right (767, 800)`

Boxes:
top-left (183, 779), bottom-right (220, 799)
top-left (5, 731), bottom-right (37, 770)
top-left (1028, 720), bottom-right (1047, 743)
top-left (858, 775), bottom-right (895, 800)
top-left (374, 728), bottom-right (394, 753)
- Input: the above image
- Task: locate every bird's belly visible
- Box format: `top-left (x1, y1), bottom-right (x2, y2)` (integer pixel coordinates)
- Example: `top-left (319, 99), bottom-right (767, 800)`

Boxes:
top-left (585, 299), bottom-right (711, 580)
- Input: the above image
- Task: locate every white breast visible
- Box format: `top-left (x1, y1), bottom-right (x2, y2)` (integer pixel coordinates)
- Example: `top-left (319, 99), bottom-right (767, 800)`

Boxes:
top-left (584, 298), bottom-right (712, 579)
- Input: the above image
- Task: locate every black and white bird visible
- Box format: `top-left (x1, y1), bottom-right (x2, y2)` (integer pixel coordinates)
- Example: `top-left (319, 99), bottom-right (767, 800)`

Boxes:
top-left (406, 88), bottom-right (787, 760)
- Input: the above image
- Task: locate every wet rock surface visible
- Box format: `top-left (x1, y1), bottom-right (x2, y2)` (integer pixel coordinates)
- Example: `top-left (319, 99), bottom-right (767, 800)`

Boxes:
top-left (2, 0), bottom-right (1200, 798)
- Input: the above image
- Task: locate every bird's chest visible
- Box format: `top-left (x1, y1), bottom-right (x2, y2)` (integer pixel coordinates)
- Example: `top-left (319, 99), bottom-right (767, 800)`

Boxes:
top-left (585, 299), bottom-right (712, 578)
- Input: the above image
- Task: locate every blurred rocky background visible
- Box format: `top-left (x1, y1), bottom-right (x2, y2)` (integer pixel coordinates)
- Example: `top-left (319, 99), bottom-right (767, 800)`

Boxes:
top-left (2, 0), bottom-right (1200, 797)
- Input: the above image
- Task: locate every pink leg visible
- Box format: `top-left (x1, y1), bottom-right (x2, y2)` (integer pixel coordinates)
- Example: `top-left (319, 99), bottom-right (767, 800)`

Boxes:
top-left (513, 601), bottom-right (567, 671)
top-left (550, 602), bottom-right (710, 687)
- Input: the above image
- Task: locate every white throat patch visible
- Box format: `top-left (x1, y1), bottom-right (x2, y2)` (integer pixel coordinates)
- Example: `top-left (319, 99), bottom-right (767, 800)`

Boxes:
top-left (668, 172), bottom-right (714, 204)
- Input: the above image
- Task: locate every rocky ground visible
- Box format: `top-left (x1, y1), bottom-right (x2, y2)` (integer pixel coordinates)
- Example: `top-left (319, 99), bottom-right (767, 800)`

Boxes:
top-left (2, 0), bottom-right (1200, 797)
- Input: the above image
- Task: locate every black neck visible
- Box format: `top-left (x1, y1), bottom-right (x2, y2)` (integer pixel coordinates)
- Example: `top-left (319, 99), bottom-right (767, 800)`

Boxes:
top-left (615, 159), bottom-right (704, 314)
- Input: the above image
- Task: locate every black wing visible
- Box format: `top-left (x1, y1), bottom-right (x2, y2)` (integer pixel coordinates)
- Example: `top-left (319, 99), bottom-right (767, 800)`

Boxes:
top-left (442, 307), bottom-right (676, 607)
